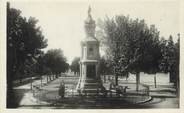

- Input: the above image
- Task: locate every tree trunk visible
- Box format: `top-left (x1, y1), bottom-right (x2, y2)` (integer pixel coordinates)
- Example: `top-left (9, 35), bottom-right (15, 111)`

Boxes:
top-left (47, 75), bottom-right (48, 83)
top-left (169, 72), bottom-right (172, 83)
top-left (49, 75), bottom-right (51, 81)
top-left (108, 76), bottom-right (110, 81)
top-left (114, 67), bottom-right (118, 86)
top-left (126, 73), bottom-right (128, 81)
top-left (115, 74), bottom-right (118, 86)
top-left (176, 74), bottom-right (179, 97)
top-left (30, 76), bottom-right (33, 90)
top-left (154, 75), bottom-right (157, 88)
top-left (136, 72), bottom-right (140, 91)
top-left (40, 76), bottom-right (42, 86)
top-left (19, 76), bottom-right (22, 83)
top-left (169, 71), bottom-right (174, 83)
top-left (7, 66), bottom-right (15, 108)
top-left (104, 75), bottom-right (106, 83)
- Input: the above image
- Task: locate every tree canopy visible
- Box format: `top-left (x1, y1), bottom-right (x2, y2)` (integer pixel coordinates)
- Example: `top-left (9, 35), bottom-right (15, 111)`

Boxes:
top-left (159, 35), bottom-right (180, 84)
top-left (7, 3), bottom-right (48, 107)
top-left (70, 57), bottom-right (80, 75)
top-left (7, 5), bottom-right (48, 80)
top-left (98, 15), bottom-right (162, 85)
top-left (98, 56), bottom-right (113, 75)
top-left (44, 49), bottom-right (69, 75)
top-left (97, 15), bottom-right (179, 89)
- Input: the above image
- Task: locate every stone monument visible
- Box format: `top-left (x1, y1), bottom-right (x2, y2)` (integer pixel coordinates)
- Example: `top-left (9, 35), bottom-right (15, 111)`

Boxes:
top-left (76, 6), bottom-right (104, 95)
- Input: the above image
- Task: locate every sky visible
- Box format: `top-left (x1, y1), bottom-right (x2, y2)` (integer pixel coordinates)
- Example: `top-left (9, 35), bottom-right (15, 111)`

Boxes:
top-left (10, 1), bottom-right (180, 64)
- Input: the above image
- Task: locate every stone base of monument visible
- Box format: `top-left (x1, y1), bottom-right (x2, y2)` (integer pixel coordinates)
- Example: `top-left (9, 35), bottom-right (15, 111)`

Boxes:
top-left (76, 78), bottom-right (106, 96)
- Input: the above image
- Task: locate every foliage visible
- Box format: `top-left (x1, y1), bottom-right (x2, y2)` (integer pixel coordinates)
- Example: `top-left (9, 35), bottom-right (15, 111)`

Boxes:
top-left (98, 15), bottom-right (162, 85)
top-left (44, 49), bottom-right (69, 75)
top-left (70, 57), bottom-right (80, 75)
top-left (159, 35), bottom-right (180, 84)
top-left (7, 5), bottom-right (48, 80)
top-left (7, 3), bottom-right (48, 108)
top-left (35, 52), bottom-right (51, 76)
top-left (98, 56), bottom-right (113, 75)
top-left (98, 14), bottom-right (180, 88)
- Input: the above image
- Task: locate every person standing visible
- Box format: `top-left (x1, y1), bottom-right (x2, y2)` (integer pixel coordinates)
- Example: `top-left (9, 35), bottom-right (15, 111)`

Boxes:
top-left (59, 80), bottom-right (65, 99)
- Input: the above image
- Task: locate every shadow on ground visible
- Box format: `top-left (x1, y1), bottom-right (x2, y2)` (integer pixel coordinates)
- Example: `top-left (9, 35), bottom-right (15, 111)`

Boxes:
top-left (7, 89), bottom-right (30, 108)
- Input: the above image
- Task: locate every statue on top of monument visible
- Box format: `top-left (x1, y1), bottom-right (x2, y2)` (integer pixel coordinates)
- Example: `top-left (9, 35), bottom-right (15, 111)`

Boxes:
top-left (86, 5), bottom-right (94, 23)
top-left (84, 5), bottom-right (96, 37)
top-left (88, 5), bottom-right (91, 17)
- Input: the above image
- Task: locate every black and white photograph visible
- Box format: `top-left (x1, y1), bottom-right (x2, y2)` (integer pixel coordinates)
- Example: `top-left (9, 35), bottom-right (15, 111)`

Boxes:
top-left (0, 0), bottom-right (183, 111)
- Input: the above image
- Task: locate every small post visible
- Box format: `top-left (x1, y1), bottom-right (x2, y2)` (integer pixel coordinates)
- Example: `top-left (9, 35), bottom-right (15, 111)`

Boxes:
top-left (136, 72), bottom-right (140, 91)
top-left (46, 75), bottom-right (48, 83)
top-left (154, 75), bottom-right (157, 88)
top-left (147, 86), bottom-right (150, 96)
top-left (30, 76), bottom-right (33, 90)
top-left (40, 76), bottom-right (42, 86)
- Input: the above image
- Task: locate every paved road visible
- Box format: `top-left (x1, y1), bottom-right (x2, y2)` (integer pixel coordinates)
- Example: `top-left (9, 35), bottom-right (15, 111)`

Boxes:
top-left (19, 97), bottom-right (179, 109)
top-left (139, 97), bottom-right (179, 108)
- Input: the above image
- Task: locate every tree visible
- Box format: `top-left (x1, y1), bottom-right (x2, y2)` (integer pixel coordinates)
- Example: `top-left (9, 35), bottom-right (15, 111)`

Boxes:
top-left (7, 3), bottom-right (48, 108)
top-left (98, 15), bottom-right (162, 90)
top-left (98, 56), bottom-right (113, 82)
top-left (174, 36), bottom-right (180, 96)
top-left (70, 57), bottom-right (80, 75)
top-left (159, 34), bottom-right (180, 90)
top-left (35, 52), bottom-right (48, 84)
top-left (98, 56), bottom-right (113, 74)
top-left (44, 49), bottom-right (68, 78)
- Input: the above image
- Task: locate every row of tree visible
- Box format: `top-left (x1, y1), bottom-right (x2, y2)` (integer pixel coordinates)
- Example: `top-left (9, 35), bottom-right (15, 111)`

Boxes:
top-left (7, 3), bottom-right (69, 107)
top-left (96, 15), bottom-right (179, 91)
top-left (36, 49), bottom-right (69, 80)
top-left (7, 3), bottom-right (69, 83)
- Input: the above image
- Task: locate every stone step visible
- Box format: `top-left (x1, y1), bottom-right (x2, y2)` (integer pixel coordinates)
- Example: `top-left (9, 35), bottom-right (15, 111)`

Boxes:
top-left (84, 81), bottom-right (99, 84)
top-left (83, 85), bottom-right (101, 89)
top-left (85, 82), bottom-right (100, 86)
top-left (77, 77), bottom-right (104, 96)
top-left (82, 88), bottom-right (101, 93)
top-left (84, 79), bottom-right (100, 83)
top-left (83, 81), bottom-right (102, 88)
top-left (84, 82), bottom-right (100, 86)
top-left (85, 81), bottom-right (97, 83)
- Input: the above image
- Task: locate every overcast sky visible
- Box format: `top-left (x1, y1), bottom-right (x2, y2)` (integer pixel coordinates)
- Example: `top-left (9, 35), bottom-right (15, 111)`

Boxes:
top-left (10, 1), bottom-right (180, 64)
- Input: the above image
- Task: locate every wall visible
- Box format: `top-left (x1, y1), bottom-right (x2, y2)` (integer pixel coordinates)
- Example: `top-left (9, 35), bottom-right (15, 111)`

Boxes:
top-left (125, 72), bottom-right (170, 85)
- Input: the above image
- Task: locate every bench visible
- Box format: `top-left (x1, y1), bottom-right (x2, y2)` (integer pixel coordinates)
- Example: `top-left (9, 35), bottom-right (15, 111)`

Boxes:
top-left (108, 85), bottom-right (130, 97)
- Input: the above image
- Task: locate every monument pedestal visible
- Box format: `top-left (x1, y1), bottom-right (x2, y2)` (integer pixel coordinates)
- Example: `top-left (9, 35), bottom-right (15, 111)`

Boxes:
top-left (76, 60), bottom-right (104, 95)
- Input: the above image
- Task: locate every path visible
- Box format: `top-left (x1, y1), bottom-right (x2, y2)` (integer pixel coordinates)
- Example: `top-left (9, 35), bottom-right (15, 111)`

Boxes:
top-left (13, 74), bottom-right (179, 108)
